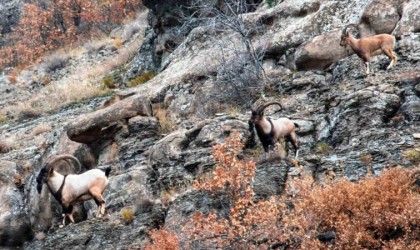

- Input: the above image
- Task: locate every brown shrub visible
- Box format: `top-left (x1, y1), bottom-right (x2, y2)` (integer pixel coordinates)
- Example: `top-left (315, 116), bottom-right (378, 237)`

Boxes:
top-left (144, 229), bottom-right (180, 250)
top-left (183, 133), bottom-right (280, 249)
top-left (280, 167), bottom-right (420, 249)
top-left (146, 137), bottom-right (420, 249)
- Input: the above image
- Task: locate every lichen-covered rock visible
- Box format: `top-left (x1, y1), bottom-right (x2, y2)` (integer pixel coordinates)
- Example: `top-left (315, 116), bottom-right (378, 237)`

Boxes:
top-left (0, 160), bottom-right (32, 246)
top-left (0, 0), bottom-right (419, 248)
top-left (294, 30), bottom-right (354, 70)
top-left (393, 0), bottom-right (420, 36)
top-left (359, 0), bottom-right (400, 35)
top-left (0, 0), bottom-right (21, 35)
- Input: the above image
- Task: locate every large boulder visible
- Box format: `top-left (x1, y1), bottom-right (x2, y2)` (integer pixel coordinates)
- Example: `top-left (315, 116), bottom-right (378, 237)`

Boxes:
top-left (66, 94), bottom-right (153, 144)
top-left (359, 0), bottom-right (400, 35)
top-left (294, 30), bottom-right (354, 70)
top-left (0, 0), bottom-right (21, 35)
top-left (393, 0), bottom-right (420, 36)
top-left (0, 160), bottom-right (32, 246)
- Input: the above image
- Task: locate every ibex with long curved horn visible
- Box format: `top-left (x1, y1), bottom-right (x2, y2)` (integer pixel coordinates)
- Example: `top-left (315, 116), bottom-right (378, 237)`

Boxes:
top-left (36, 154), bottom-right (111, 227)
top-left (248, 101), bottom-right (300, 157)
top-left (340, 24), bottom-right (398, 74)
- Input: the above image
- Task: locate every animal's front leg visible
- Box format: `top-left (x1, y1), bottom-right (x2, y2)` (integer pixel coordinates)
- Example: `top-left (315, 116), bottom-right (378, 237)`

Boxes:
top-left (365, 62), bottom-right (370, 74)
top-left (60, 214), bottom-right (67, 228)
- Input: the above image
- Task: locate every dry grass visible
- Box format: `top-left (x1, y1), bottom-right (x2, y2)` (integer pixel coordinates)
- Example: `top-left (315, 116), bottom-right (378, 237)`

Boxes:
top-left (0, 139), bottom-right (14, 153)
top-left (2, 10), bottom-right (148, 119)
top-left (0, 112), bottom-right (7, 123)
top-left (83, 37), bottom-right (110, 54)
top-left (359, 153), bottom-right (373, 164)
top-left (40, 53), bottom-right (70, 73)
top-left (404, 148), bottom-right (420, 165)
top-left (32, 123), bottom-right (52, 136)
top-left (15, 102), bottom-right (43, 120)
top-left (121, 208), bottom-right (135, 225)
top-left (11, 82), bottom-right (110, 119)
top-left (127, 71), bottom-right (157, 87)
top-left (113, 37), bottom-right (124, 49)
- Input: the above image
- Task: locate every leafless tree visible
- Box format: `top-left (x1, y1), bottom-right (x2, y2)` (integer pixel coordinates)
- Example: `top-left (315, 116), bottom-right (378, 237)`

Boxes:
top-left (180, 0), bottom-right (266, 110)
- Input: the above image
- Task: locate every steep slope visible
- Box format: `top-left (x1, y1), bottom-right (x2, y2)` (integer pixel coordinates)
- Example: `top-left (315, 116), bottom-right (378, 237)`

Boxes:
top-left (0, 0), bottom-right (419, 248)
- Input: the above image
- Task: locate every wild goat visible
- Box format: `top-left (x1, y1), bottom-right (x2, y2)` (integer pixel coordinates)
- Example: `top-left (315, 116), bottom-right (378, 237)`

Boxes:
top-left (36, 154), bottom-right (111, 227)
top-left (340, 24), bottom-right (398, 74)
top-left (248, 101), bottom-right (300, 157)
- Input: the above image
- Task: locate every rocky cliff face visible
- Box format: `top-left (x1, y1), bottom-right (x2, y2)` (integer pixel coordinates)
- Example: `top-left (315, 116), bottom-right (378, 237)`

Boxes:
top-left (0, 0), bottom-right (419, 248)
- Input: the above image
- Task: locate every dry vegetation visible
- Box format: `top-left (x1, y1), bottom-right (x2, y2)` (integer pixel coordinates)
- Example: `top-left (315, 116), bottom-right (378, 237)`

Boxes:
top-left (31, 123), bottom-right (52, 136)
top-left (0, 11), bottom-right (147, 120)
top-left (146, 134), bottom-right (420, 249)
top-left (0, 138), bottom-right (15, 154)
top-left (121, 208), bottom-right (135, 225)
top-left (0, 0), bottom-right (143, 69)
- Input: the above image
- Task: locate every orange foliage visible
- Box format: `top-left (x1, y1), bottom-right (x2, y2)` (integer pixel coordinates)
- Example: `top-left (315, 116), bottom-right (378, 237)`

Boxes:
top-left (144, 229), bottom-right (180, 250)
top-left (143, 134), bottom-right (420, 249)
top-left (280, 168), bottom-right (420, 249)
top-left (0, 0), bottom-right (142, 69)
top-left (184, 132), bottom-right (280, 249)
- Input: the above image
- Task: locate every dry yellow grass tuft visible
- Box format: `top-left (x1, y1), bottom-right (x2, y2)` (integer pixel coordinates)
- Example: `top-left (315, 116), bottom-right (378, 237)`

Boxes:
top-left (0, 139), bottom-right (14, 154)
top-left (121, 208), bottom-right (135, 225)
top-left (404, 148), bottom-right (420, 165)
top-left (32, 123), bottom-right (52, 136)
top-left (113, 37), bottom-right (124, 49)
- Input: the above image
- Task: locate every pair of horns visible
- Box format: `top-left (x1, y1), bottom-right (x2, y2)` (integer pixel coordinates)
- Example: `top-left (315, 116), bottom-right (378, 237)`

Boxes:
top-left (42, 154), bottom-right (82, 173)
top-left (342, 23), bottom-right (359, 36)
top-left (252, 101), bottom-right (283, 114)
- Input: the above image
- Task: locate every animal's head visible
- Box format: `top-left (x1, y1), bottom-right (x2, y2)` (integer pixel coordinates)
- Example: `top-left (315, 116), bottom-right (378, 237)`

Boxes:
top-left (340, 24), bottom-right (358, 47)
top-left (340, 31), bottom-right (349, 46)
top-left (36, 163), bottom-right (53, 193)
top-left (249, 101), bottom-right (283, 129)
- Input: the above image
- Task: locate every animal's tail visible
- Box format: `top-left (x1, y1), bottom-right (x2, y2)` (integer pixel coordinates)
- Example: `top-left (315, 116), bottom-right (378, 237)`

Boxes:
top-left (103, 166), bottom-right (112, 177)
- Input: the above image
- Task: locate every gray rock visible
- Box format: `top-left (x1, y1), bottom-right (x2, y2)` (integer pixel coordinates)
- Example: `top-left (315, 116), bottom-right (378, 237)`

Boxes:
top-left (0, 0), bottom-right (21, 35)
top-left (359, 0), bottom-right (400, 35)
top-left (0, 160), bottom-right (32, 246)
top-left (393, 0), bottom-right (420, 36)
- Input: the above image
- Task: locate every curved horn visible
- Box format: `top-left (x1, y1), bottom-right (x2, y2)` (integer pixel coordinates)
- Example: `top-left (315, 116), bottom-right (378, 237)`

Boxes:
top-left (43, 154), bottom-right (82, 173)
top-left (342, 23), bottom-right (359, 37)
top-left (256, 101), bottom-right (283, 114)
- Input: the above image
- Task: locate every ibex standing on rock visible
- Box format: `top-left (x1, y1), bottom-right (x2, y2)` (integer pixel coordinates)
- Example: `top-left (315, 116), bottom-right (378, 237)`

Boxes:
top-left (340, 24), bottom-right (398, 74)
top-left (248, 101), bottom-right (300, 158)
top-left (36, 154), bottom-right (111, 227)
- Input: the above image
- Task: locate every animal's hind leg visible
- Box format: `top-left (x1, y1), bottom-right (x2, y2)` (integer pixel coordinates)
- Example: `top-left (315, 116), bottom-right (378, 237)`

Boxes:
top-left (90, 188), bottom-right (106, 217)
top-left (287, 133), bottom-right (299, 158)
top-left (384, 49), bottom-right (397, 69)
top-left (61, 205), bottom-right (73, 227)
top-left (68, 205), bottom-right (75, 223)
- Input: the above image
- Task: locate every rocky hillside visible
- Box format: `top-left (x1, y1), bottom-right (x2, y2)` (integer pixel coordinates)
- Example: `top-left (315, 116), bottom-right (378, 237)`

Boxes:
top-left (0, 0), bottom-right (419, 248)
